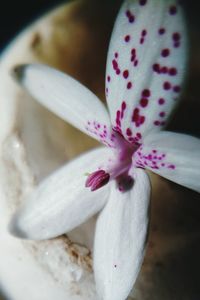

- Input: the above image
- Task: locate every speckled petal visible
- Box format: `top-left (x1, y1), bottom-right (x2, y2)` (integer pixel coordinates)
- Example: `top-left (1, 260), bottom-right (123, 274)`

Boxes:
top-left (134, 131), bottom-right (200, 192)
top-left (9, 147), bottom-right (112, 240)
top-left (94, 168), bottom-right (150, 300)
top-left (106, 0), bottom-right (187, 144)
top-left (12, 64), bottom-right (114, 147)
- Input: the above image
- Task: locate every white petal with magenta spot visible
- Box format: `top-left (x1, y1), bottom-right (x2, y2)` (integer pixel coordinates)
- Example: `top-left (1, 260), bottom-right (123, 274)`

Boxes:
top-left (106, 0), bottom-right (187, 142)
top-left (9, 147), bottom-right (112, 240)
top-left (13, 64), bottom-right (114, 147)
top-left (94, 168), bottom-right (151, 300)
top-left (134, 131), bottom-right (200, 192)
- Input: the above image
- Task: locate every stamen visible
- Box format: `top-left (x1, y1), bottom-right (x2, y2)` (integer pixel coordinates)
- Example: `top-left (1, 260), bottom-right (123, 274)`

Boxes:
top-left (85, 170), bottom-right (110, 191)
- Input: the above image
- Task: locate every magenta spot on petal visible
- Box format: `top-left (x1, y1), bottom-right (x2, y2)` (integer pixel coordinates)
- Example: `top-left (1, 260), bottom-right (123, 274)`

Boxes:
top-left (127, 82), bottom-right (132, 89)
top-left (126, 10), bottom-right (135, 23)
top-left (158, 98), bottom-right (165, 105)
top-left (172, 32), bottom-right (181, 41)
top-left (140, 98), bottom-right (149, 108)
top-left (112, 59), bottom-right (117, 69)
top-left (134, 60), bottom-right (138, 67)
top-left (169, 5), bottom-right (177, 15)
top-left (136, 132), bottom-right (142, 139)
top-left (139, 0), bottom-right (147, 5)
top-left (115, 52), bottom-right (119, 58)
top-left (141, 116), bottom-right (145, 124)
top-left (168, 164), bottom-right (175, 169)
top-left (122, 101), bottom-right (127, 110)
top-left (169, 68), bottom-right (177, 76)
top-left (140, 38), bottom-right (145, 44)
top-left (123, 70), bottom-right (129, 79)
top-left (162, 67), bottom-right (168, 74)
top-left (142, 29), bottom-right (147, 36)
top-left (107, 75), bottom-right (111, 82)
top-left (161, 48), bottom-right (170, 57)
top-left (125, 35), bottom-right (131, 42)
top-left (163, 81), bottom-right (171, 90)
top-left (159, 111), bottom-right (166, 117)
top-left (116, 110), bottom-right (121, 126)
top-left (154, 120), bottom-right (160, 126)
top-left (116, 69), bottom-right (121, 75)
top-left (174, 42), bottom-right (180, 48)
top-left (126, 128), bottom-right (132, 136)
top-left (131, 48), bottom-right (136, 56)
top-left (173, 85), bottom-right (181, 93)
top-left (158, 28), bottom-right (166, 35)
top-left (142, 89), bottom-right (151, 97)
top-left (132, 108), bottom-right (145, 127)
top-left (153, 63), bottom-right (160, 73)
top-left (132, 108), bottom-right (139, 120)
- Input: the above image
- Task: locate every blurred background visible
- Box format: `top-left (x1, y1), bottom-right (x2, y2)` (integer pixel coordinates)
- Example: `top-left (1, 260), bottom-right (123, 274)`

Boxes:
top-left (0, 0), bottom-right (61, 50)
top-left (0, 0), bottom-right (199, 51)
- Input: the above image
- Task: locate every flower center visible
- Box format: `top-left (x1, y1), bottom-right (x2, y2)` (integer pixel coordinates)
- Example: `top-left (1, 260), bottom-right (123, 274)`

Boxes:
top-left (85, 130), bottom-right (140, 192)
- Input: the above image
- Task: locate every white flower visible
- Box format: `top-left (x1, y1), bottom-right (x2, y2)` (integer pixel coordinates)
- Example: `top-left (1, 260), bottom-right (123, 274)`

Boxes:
top-left (9, 0), bottom-right (200, 299)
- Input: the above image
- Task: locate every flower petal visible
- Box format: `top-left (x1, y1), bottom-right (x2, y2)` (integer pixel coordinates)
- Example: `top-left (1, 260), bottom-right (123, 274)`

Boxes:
top-left (94, 168), bottom-right (151, 300)
top-left (134, 131), bottom-right (200, 192)
top-left (12, 64), bottom-right (115, 147)
top-left (106, 0), bottom-right (187, 143)
top-left (9, 147), bottom-right (113, 240)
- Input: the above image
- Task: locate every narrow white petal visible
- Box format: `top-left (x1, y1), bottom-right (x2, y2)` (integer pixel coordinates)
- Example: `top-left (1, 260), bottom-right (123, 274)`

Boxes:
top-left (106, 0), bottom-right (187, 143)
top-left (12, 64), bottom-right (114, 147)
top-left (9, 147), bottom-right (113, 240)
top-left (134, 131), bottom-right (200, 192)
top-left (94, 168), bottom-right (151, 300)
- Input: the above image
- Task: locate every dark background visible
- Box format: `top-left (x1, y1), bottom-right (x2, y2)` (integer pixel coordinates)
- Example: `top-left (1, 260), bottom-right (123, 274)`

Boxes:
top-left (0, 0), bottom-right (62, 50)
top-left (0, 0), bottom-right (200, 51)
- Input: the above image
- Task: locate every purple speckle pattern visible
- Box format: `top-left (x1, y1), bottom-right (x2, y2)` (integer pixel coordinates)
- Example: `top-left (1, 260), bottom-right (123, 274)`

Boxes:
top-left (85, 121), bottom-right (116, 148)
top-left (139, 0), bottom-right (148, 6)
top-left (169, 5), bottom-right (178, 16)
top-left (126, 10), bottom-right (135, 23)
top-left (105, 0), bottom-right (185, 141)
top-left (135, 147), bottom-right (176, 171)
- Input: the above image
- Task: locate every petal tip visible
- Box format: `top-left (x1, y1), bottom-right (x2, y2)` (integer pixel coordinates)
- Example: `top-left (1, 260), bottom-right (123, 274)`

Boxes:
top-left (11, 64), bottom-right (27, 83)
top-left (8, 213), bottom-right (29, 240)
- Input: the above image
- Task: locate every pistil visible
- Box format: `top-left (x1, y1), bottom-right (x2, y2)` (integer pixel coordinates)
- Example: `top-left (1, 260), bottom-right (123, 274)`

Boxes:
top-left (86, 130), bottom-right (140, 192)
